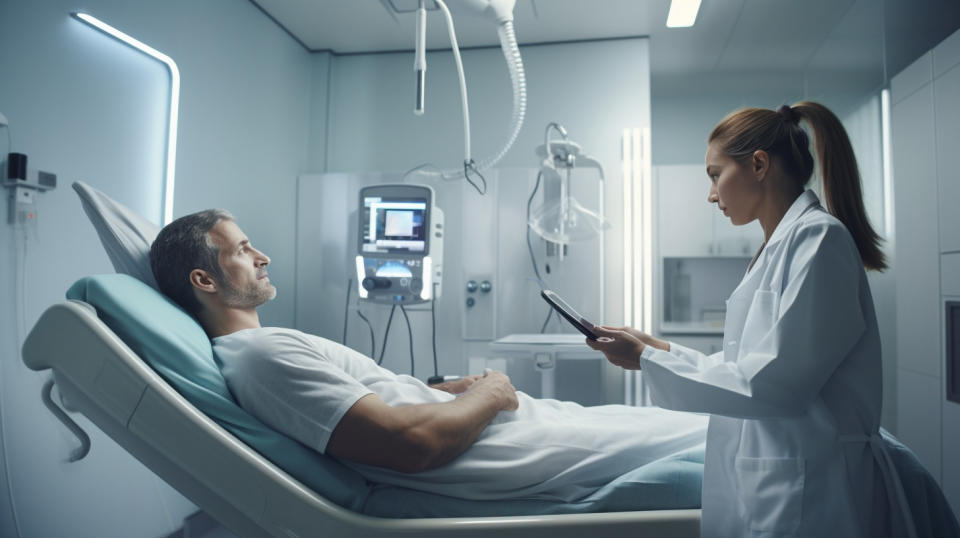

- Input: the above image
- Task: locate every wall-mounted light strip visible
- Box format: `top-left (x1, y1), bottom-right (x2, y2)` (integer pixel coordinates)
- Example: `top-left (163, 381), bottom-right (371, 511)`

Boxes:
top-left (621, 129), bottom-right (635, 405)
top-left (621, 130), bottom-right (634, 327)
top-left (666, 0), bottom-right (702, 28)
top-left (880, 88), bottom-right (894, 240)
top-left (640, 127), bottom-right (653, 336)
top-left (72, 12), bottom-right (180, 226)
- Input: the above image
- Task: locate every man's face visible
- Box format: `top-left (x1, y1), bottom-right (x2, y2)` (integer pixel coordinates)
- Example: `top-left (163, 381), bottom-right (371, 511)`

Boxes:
top-left (206, 219), bottom-right (277, 308)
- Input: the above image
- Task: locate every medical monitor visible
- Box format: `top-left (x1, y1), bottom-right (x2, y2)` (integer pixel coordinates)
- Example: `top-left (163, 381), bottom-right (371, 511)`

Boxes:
top-left (356, 184), bottom-right (443, 304)
top-left (361, 197), bottom-right (428, 254)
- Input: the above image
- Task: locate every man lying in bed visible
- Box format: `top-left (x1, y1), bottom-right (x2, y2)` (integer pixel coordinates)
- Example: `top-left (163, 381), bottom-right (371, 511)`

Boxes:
top-left (149, 209), bottom-right (706, 502)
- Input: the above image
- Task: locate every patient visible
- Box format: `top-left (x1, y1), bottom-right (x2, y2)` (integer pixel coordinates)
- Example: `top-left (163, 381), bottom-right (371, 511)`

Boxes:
top-left (149, 209), bottom-right (706, 502)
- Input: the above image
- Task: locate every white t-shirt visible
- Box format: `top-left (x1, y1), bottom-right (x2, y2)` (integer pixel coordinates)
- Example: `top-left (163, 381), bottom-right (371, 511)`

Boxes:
top-left (214, 327), bottom-right (707, 502)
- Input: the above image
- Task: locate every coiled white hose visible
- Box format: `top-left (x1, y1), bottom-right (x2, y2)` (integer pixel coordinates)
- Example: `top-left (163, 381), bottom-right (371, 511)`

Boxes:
top-left (408, 4), bottom-right (526, 185)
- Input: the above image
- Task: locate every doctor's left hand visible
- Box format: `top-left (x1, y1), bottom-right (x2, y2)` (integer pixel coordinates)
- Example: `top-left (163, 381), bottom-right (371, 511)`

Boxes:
top-left (585, 326), bottom-right (645, 371)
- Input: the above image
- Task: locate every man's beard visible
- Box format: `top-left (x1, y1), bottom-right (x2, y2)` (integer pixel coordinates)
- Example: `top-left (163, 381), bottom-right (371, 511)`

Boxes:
top-left (220, 277), bottom-right (277, 308)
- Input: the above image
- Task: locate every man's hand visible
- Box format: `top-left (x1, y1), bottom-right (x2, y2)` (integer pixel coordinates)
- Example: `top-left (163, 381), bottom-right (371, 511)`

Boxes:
top-left (469, 370), bottom-right (518, 411)
top-left (429, 374), bottom-right (482, 394)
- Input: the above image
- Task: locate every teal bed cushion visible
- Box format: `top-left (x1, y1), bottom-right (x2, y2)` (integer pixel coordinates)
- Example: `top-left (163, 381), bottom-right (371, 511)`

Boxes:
top-left (67, 273), bottom-right (705, 517)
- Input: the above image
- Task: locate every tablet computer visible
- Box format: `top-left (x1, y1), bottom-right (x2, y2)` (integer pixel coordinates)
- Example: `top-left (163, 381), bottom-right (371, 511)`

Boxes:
top-left (540, 290), bottom-right (599, 340)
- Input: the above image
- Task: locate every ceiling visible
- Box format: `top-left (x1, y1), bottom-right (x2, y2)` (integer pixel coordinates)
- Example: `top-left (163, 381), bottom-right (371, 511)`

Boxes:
top-left (251, 0), bottom-right (960, 93)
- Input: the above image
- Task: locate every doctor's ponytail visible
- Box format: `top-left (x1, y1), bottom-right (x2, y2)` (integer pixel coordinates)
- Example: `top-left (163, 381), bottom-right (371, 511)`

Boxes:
top-left (709, 101), bottom-right (887, 271)
top-left (791, 101), bottom-right (886, 271)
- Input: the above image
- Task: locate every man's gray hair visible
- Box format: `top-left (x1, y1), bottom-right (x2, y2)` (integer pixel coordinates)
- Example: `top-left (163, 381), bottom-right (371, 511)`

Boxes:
top-left (149, 209), bottom-right (233, 316)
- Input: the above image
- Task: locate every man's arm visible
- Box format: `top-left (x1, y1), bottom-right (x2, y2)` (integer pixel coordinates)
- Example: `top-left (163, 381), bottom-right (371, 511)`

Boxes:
top-left (326, 371), bottom-right (517, 473)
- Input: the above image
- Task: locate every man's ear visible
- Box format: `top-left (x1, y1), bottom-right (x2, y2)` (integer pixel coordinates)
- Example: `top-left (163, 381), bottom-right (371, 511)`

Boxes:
top-left (751, 150), bottom-right (770, 181)
top-left (189, 269), bottom-right (218, 294)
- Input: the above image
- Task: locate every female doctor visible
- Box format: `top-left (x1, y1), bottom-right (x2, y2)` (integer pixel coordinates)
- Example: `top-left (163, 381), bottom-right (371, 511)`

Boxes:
top-left (588, 102), bottom-right (911, 537)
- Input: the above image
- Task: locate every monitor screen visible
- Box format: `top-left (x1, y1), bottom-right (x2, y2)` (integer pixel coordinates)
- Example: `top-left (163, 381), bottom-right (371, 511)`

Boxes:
top-left (361, 196), bottom-right (427, 253)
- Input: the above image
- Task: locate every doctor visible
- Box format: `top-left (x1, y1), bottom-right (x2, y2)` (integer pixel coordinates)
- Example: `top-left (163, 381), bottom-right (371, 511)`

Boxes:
top-left (588, 102), bottom-right (911, 537)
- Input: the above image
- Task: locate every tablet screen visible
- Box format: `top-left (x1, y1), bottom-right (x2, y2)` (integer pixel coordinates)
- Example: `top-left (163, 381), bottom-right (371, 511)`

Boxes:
top-left (541, 290), bottom-right (598, 340)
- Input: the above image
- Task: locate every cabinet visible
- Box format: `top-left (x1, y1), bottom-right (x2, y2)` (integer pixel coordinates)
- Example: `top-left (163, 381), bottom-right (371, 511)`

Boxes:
top-left (892, 51), bottom-right (943, 483)
top-left (655, 164), bottom-right (763, 258)
top-left (936, 52), bottom-right (960, 254)
top-left (654, 165), bottom-right (760, 343)
top-left (890, 27), bottom-right (960, 517)
top-left (935, 29), bottom-right (960, 518)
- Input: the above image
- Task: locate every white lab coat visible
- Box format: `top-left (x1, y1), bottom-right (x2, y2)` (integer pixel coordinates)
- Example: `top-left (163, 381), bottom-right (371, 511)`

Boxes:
top-left (641, 190), bottom-right (911, 537)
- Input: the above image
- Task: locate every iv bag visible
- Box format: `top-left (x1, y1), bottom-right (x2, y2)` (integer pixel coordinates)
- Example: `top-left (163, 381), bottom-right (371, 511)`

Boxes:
top-left (529, 196), bottom-right (610, 244)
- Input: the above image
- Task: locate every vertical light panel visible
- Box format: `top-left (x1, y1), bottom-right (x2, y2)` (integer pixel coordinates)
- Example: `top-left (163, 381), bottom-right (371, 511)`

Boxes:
top-left (631, 128), bottom-right (643, 331)
top-left (640, 127), bottom-right (653, 335)
top-left (881, 88), bottom-right (895, 240)
top-left (73, 12), bottom-right (180, 225)
top-left (622, 128), bottom-right (654, 406)
top-left (622, 129), bottom-right (634, 327)
top-left (621, 129), bottom-right (634, 405)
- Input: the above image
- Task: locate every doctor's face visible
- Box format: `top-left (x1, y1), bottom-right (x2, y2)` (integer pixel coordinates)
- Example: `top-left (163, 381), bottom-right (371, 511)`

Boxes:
top-left (705, 141), bottom-right (764, 226)
top-left (207, 219), bottom-right (277, 308)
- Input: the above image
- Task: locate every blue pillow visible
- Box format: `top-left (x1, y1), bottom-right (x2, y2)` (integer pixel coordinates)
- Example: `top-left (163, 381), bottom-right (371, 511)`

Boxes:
top-left (66, 274), bottom-right (371, 511)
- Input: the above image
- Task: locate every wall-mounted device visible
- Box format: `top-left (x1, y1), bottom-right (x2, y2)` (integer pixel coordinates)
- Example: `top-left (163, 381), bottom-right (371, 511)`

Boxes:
top-left (356, 184), bottom-right (443, 304)
top-left (3, 152), bottom-right (57, 225)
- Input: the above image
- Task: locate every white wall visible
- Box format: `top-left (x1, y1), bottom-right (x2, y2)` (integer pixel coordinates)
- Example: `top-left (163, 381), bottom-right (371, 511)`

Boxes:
top-left (0, 0), bottom-right (313, 536)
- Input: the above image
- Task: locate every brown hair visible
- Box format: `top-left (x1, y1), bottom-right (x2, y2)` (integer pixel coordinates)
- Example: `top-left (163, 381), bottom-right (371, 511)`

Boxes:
top-left (708, 101), bottom-right (887, 271)
top-left (150, 209), bottom-right (234, 315)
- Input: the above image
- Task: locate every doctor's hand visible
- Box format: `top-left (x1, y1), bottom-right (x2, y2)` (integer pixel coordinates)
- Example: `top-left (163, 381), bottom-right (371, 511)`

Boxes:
top-left (598, 326), bottom-right (670, 352)
top-left (585, 326), bottom-right (645, 371)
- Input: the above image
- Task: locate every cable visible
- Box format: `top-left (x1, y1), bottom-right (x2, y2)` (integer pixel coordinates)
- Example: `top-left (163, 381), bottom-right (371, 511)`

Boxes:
top-left (399, 304), bottom-right (415, 377)
top-left (540, 307), bottom-right (554, 333)
top-left (435, 0), bottom-right (472, 165)
top-left (1, 227), bottom-right (25, 538)
top-left (342, 279), bottom-right (352, 345)
top-left (526, 170), bottom-right (545, 284)
top-left (430, 284), bottom-right (439, 378)
top-left (526, 170), bottom-right (555, 332)
top-left (356, 309), bottom-right (376, 359)
top-left (377, 304), bottom-right (397, 365)
top-left (463, 159), bottom-right (487, 195)
top-left (402, 8), bottom-right (526, 190)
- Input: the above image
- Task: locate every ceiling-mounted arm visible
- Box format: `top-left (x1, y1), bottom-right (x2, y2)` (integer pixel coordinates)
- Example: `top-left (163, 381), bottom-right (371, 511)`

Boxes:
top-left (414, 0), bottom-right (427, 116)
top-left (404, 0), bottom-right (524, 193)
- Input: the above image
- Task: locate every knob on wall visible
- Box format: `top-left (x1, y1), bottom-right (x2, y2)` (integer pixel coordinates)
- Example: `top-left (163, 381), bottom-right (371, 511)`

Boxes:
top-left (462, 275), bottom-right (495, 340)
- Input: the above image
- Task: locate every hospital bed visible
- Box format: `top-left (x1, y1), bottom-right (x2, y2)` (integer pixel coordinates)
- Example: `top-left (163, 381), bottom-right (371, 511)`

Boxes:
top-left (21, 274), bottom-right (703, 538)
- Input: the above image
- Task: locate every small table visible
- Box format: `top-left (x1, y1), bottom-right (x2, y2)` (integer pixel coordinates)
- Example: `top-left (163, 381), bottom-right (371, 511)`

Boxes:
top-left (489, 334), bottom-right (602, 400)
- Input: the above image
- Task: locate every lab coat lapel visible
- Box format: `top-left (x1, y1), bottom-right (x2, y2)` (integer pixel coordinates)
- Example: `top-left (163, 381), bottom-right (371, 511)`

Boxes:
top-left (765, 190), bottom-right (821, 250)
top-left (723, 190), bottom-right (821, 366)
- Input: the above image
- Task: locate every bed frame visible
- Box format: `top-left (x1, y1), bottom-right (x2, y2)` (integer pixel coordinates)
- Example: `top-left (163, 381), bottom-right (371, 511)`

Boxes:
top-left (22, 300), bottom-right (701, 538)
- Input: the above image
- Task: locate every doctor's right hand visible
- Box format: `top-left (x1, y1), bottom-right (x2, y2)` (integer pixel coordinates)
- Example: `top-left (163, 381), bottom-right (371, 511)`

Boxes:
top-left (585, 326), bottom-right (646, 371)
top-left (599, 326), bottom-right (670, 352)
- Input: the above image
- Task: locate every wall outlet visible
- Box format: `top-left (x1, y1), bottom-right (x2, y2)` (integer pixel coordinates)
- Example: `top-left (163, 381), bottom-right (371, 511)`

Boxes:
top-left (8, 185), bottom-right (37, 226)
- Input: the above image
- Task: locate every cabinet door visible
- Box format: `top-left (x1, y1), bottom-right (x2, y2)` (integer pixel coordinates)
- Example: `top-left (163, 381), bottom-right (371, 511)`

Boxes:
top-left (936, 64), bottom-right (960, 253)
top-left (893, 84), bottom-right (942, 378)
top-left (656, 164), bottom-right (713, 257)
